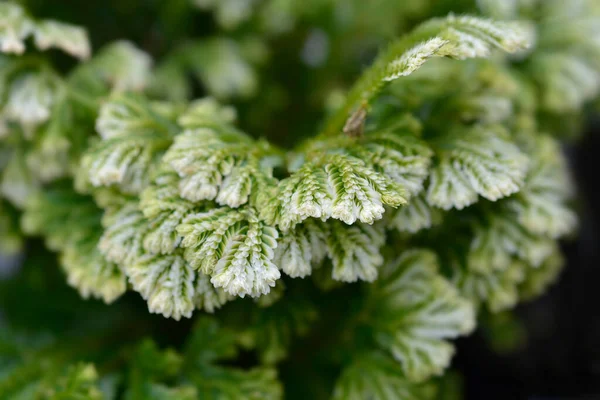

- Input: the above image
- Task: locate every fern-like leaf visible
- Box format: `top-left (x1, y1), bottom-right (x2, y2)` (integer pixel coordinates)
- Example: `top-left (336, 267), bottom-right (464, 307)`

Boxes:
top-left (81, 94), bottom-right (177, 194)
top-left (164, 99), bottom-right (280, 207)
top-left (127, 252), bottom-right (196, 320)
top-left (321, 14), bottom-right (532, 137)
top-left (333, 352), bottom-right (436, 400)
top-left (427, 125), bottom-right (528, 210)
top-left (368, 250), bottom-right (475, 382)
top-left (178, 206), bottom-right (280, 297)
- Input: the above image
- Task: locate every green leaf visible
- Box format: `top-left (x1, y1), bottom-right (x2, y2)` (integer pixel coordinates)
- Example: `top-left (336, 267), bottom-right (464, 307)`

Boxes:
top-left (128, 252), bottom-right (196, 320)
top-left (20, 187), bottom-right (126, 303)
top-left (467, 209), bottom-right (555, 273)
top-left (1, 148), bottom-right (38, 208)
top-left (125, 339), bottom-right (195, 400)
top-left (427, 125), bottom-right (528, 210)
top-left (139, 170), bottom-right (198, 255)
top-left (326, 220), bottom-right (386, 282)
top-left (265, 126), bottom-right (429, 229)
top-left (368, 250), bottom-right (475, 382)
top-left (321, 14), bottom-right (532, 137)
top-left (524, 0), bottom-right (600, 113)
top-left (81, 94), bottom-right (177, 194)
top-left (356, 130), bottom-right (433, 196)
top-left (261, 162), bottom-right (332, 230)
top-left (164, 100), bottom-right (280, 207)
top-left (25, 92), bottom-right (75, 183)
top-left (99, 203), bottom-right (147, 265)
top-left (327, 154), bottom-right (408, 224)
top-left (265, 154), bottom-right (407, 229)
top-left (519, 245), bottom-right (564, 302)
top-left (333, 352), bottom-right (436, 400)
top-left (61, 236), bottom-right (126, 304)
top-left (178, 206), bottom-right (280, 298)
top-left (44, 363), bottom-right (103, 400)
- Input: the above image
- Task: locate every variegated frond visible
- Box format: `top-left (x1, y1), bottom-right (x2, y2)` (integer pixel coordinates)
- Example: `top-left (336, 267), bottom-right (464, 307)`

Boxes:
top-left (264, 127), bottom-right (432, 229)
top-left (427, 124), bottom-right (529, 210)
top-left (177, 206), bottom-right (280, 298)
top-left (273, 220), bottom-right (327, 279)
top-left (164, 100), bottom-right (282, 207)
top-left (368, 250), bottom-right (475, 382)
top-left (81, 93), bottom-right (178, 194)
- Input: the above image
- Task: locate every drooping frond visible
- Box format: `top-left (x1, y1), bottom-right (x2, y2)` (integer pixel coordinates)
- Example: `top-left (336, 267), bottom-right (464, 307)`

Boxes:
top-left (321, 14), bottom-right (532, 137)
top-left (61, 236), bottom-right (126, 304)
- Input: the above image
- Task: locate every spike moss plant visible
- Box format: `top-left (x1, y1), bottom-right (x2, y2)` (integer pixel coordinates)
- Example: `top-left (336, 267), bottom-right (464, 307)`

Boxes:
top-left (0, 0), bottom-right (596, 398)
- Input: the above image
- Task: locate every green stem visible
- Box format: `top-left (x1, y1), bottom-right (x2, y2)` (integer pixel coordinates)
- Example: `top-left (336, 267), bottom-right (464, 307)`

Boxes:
top-left (317, 21), bottom-right (445, 138)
